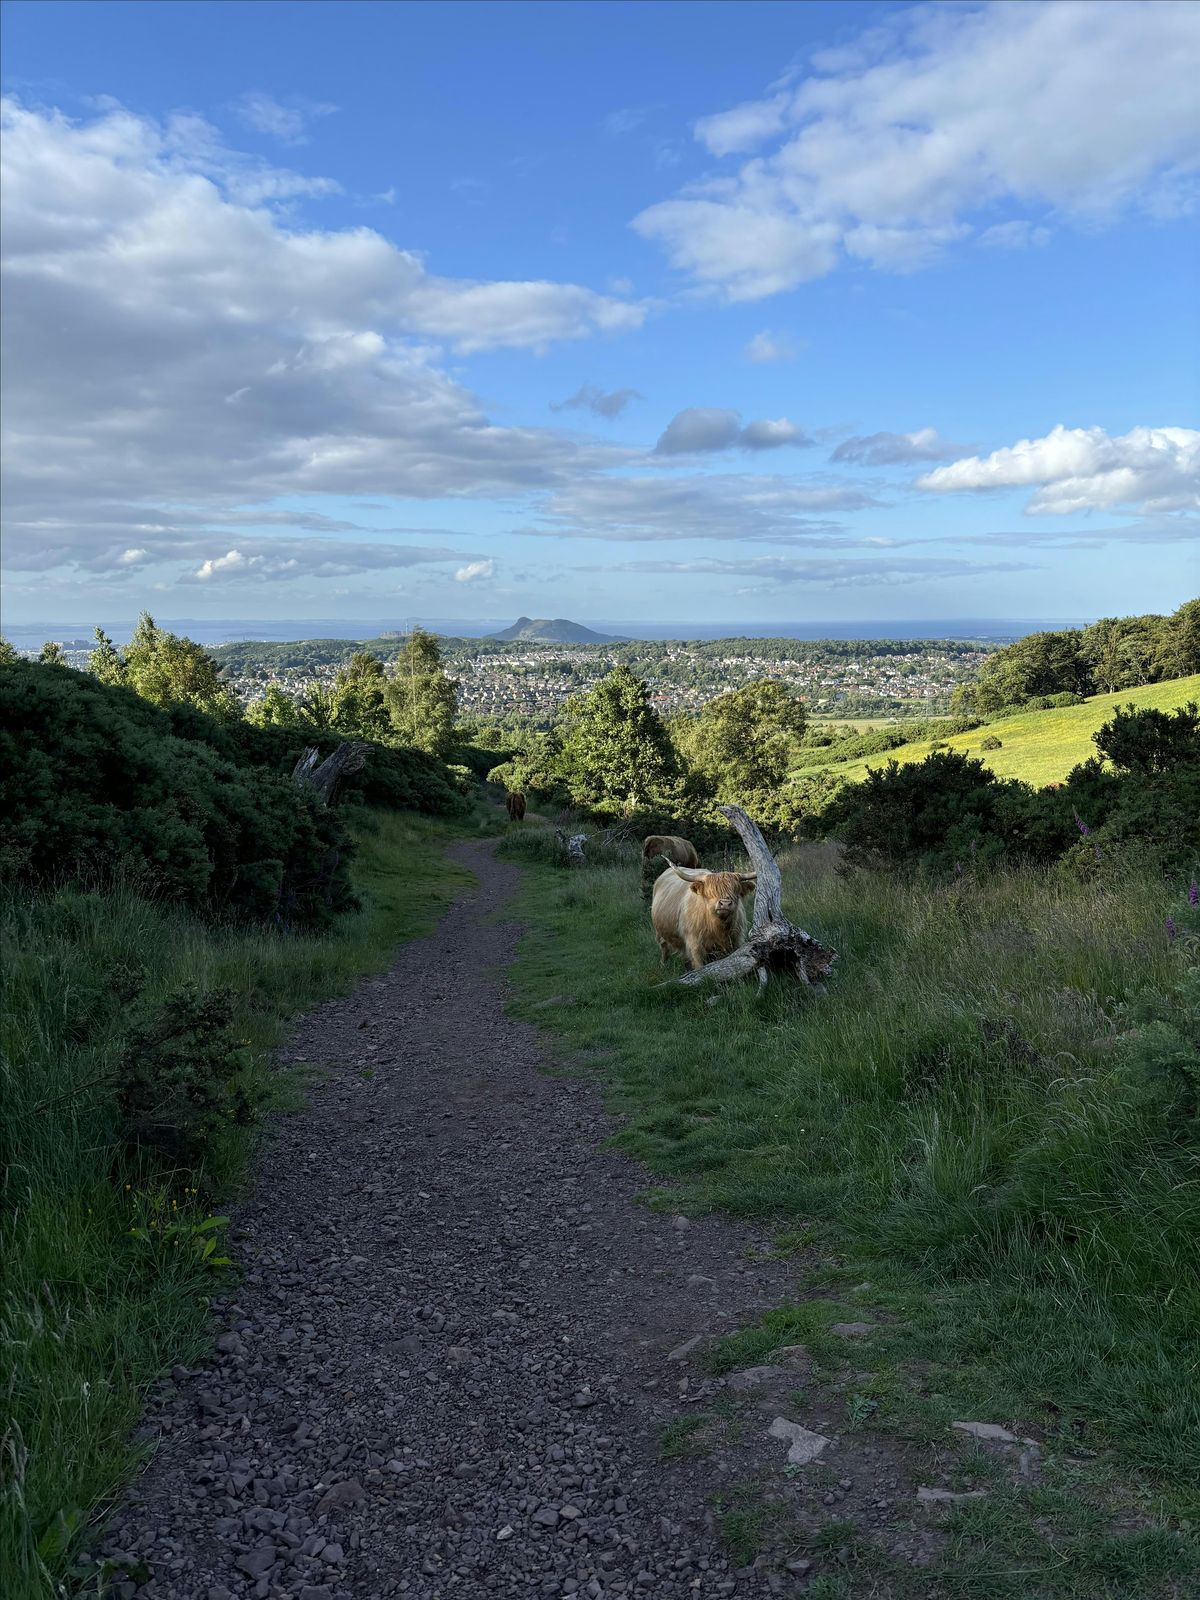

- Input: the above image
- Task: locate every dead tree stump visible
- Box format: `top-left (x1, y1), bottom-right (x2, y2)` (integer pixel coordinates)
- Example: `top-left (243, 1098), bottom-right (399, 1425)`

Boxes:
top-left (292, 742), bottom-right (370, 806)
top-left (676, 805), bottom-right (836, 989)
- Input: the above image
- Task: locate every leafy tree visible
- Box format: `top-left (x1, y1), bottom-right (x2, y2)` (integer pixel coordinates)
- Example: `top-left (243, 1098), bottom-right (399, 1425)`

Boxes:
top-left (299, 683), bottom-right (337, 731)
top-left (680, 680), bottom-right (806, 803)
top-left (1093, 701), bottom-right (1200, 776)
top-left (384, 628), bottom-right (458, 757)
top-left (557, 664), bottom-right (679, 813)
top-left (246, 684), bottom-right (300, 729)
top-left (122, 613), bottom-right (240, 721)
top-left (38, 641), bottom-right (66, 666)
top-left (973, 629), bottom-right (1090, 713)
top-left (88, 627), bottom-right (128, 687)
top-left (0, 639), bottom-right (18, 664)
top-left (331, 651), bottom-right (391, 740)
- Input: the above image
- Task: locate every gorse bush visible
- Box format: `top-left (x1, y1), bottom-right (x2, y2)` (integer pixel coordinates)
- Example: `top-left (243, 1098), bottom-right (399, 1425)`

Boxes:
top-left (814, 703), bottom-right (1200, 879)
top-left (0, 660), bottom-right (355, 928)
top-left (115, 985), bottom-right (258, 1169)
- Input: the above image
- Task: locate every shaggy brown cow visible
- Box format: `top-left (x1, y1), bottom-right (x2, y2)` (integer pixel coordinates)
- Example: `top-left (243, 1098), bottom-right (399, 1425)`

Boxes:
top-left (505, 790), bottom-right (527, 821)
top-left (651, 865), bottom-right (756, 971)
top-left (641, 833), bottom-right (700, 869)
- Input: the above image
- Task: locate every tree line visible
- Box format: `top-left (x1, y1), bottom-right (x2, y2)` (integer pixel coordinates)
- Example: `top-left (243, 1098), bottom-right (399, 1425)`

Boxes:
top-left (954, 601), bottom-right (1199, 716)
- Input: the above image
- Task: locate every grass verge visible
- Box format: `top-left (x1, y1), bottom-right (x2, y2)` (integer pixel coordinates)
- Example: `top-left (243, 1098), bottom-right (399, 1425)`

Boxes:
top-left (1, 809), bottom-right (475, 1597)
top-left (500, 834), bottom-right (1199, 1588)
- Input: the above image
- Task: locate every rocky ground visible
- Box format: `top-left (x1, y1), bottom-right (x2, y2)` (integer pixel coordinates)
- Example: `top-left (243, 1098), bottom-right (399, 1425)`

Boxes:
top-left (92, 840), bottom-right (1041, 1600)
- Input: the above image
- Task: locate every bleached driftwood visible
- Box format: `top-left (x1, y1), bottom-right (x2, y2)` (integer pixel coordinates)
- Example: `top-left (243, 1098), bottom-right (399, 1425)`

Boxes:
top-left (292, 742), bottom-right (370, 806)
top-left (555, 829), bottom-right (589, 866)
top-left (677, 805), bottom-right (836, 989)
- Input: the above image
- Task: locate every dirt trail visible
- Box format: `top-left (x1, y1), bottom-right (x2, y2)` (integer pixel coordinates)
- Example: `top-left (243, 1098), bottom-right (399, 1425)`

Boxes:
top-left (95, 839), bottom-right (835, 1599)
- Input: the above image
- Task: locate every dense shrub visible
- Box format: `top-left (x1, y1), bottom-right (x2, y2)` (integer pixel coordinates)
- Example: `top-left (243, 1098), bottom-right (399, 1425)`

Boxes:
top-left (116, 984), bottom-right (257, 1167)
top-left (980, 734), bottom-right (1003, 750)
top-left (0, 661), bottom-right (354, 927)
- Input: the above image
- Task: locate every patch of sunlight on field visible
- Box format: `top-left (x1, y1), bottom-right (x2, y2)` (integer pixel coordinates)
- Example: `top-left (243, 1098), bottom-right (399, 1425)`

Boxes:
top-left (795, 674), bottom-right (1200, 788)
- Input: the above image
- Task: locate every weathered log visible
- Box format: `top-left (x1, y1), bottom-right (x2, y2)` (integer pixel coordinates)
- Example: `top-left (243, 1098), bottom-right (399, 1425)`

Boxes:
top-left (555, 829), bottom-right (589, 866)
top-left (292, 742), bottom-right (370, 806)
top-left (676, 805), bottom-right (836, 989)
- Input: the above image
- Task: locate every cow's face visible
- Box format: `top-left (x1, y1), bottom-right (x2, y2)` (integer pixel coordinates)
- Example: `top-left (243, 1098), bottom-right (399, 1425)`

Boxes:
top-left (692, 871), bottom-right (756, 923)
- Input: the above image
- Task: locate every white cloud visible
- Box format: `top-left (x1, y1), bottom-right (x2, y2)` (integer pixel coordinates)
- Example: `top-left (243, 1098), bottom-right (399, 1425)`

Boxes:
top-left (234, 92), bottom-right (336, 146)
top-left (550, 383), bottom-right (643, 419)
top-left (745, 329), bottom-right (798, 362)
top-left (917, 425), bottom-right (1200, 515)
top-left (634, 2), bottom-right (1200, 298)
top-left (978, 219), bottom-right (1051, 250)
top-left (590, 554), bottom-right (1031, 589)
top-left (454, 559), bottom-right (495, 583)
top-left (0, 97), bottom-right (643, 584)
top-left (654, 407), bottom-right (811, 454)
top-left (521, 473), bottom-right (880, 544)
top-left (178, 537), bottom-right (475, 585)
top-left (832, 427), bottom-right (967, 466)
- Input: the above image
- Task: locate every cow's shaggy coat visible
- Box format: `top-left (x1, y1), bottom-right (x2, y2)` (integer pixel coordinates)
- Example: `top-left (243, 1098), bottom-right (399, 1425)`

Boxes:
top-left (651, 865), bottom-right (756, 971)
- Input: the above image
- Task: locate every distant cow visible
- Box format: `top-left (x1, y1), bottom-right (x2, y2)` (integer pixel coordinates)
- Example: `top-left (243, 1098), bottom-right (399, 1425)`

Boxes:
top-left (651, 866), bottom-right (756, 971)
top-left (641, 834), bottom-right (700, 870)
top-left (505, 790), bottom-right (527, 822)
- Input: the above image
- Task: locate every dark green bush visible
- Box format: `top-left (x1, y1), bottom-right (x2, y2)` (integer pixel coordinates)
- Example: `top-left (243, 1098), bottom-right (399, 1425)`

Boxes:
top-left (981, 734), bottom-right (1003, 751)
top-left (115, 984), bottom-right (257, 1168)
top-left (0, 661), bottom-right (354, 927)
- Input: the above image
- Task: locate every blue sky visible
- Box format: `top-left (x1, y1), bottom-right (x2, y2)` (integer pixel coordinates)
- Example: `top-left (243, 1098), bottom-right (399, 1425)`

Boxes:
top-left (2, 0), bottom-right (1197, 628)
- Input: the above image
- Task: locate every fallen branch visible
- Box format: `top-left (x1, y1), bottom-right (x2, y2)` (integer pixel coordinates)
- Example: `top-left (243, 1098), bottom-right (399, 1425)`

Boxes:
top-left (676, 805), bottom-right (836, 989)
top-left (292, 742), bottom-right (370, 806)
top-left (555, 829), bottom-right (589, 866)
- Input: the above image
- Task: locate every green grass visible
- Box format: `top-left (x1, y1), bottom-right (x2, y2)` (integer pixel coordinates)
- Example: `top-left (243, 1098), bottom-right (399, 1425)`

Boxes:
top-left (500, 838), bottom-right (1200, 1566)
top-left (793, 674), bottom-right (1200, 788)
top-left (1, 810), bottom-right (474, 1598)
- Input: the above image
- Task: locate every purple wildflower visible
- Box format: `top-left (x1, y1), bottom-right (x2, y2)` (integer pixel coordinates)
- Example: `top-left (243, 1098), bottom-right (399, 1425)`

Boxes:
top-left (1073, 809), bottom-right (1090, 837)
top-left (1189, 880), bottom-right (1199, 907)
top-left (1166, 917), bottom-right (1178, 941)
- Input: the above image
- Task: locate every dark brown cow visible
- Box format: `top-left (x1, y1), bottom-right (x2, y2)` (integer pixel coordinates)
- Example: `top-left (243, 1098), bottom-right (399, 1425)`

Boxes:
top-left (505, 790), bottom-right (527, 821)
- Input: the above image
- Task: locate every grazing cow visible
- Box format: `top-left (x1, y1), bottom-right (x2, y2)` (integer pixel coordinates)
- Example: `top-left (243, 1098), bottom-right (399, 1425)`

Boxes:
top-left (651, 866), bottom-right (756, 971)
top-left (641, 834), bottom-right (700, 869)
top-left (505, 790), bottom-right (527, 821)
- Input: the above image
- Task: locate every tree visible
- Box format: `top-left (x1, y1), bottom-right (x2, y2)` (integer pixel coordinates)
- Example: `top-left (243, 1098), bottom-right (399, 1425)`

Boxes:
top-left (681, 680), bottom-right (806, 804)
top-left (247, 684), bottom-right (300, 729)
top-left (973, 629), bottom-right (1089, 713)
top-left (123, 613), bottom-right (240, 720)
top-left (331, 651), bottom-right (391, 741)
top-left (0, 639), bottom-right (18, 665)
top-left (384, 628), bottom-right (458, 757)
top-left (38, 641), bottom-right (66, 666)
top-left (557, 664), bottom-right (678, 813)
top-left (89, 627), bottom-right (128, 687)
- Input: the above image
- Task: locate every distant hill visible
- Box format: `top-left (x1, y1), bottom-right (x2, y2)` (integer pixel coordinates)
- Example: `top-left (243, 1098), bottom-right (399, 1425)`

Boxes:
top-left (793, 673), bottom-right (1200, 790)
top-left (487, 616), bottom-right (624, 644)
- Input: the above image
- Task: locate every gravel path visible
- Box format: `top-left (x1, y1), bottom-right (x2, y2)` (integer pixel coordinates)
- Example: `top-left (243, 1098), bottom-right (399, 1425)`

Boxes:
top-left (95, 839), bottom-right (814, 1600)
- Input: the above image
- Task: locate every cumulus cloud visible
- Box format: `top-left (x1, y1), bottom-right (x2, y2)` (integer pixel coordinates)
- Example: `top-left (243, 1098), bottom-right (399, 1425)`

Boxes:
top-left (234, 92), bottom-right (336, 145)
top-left (917, 425), bottom-right (1200, 515)
top-left (745, 329), bottom-right (797, 362)
top-left (177, 537), bottom-right (475, 585)
top-left (654, 407), bottom-right (811, 454)
top-left (634, 2), bottom-right (1200, 298)
top-left (454, 559), bottom-right (496, 583)
top-left (550, 383), bottom-right (643, 419)
top-left (832, 427), bottom-right (967, 466)
top-left (0, 97), bottom-right (644, 583)
top-left (520, 473), bottom-right (880, 545)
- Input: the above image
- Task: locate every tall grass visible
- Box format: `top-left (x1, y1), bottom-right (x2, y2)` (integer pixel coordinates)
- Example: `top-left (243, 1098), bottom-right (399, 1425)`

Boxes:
top-left (1, 811), bottom-right (474, 1597)
top-left (502, 840), bottom-right (1200, 1490)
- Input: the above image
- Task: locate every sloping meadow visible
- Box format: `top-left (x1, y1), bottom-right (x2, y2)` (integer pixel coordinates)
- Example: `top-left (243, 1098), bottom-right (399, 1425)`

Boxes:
top-left (501, 837), bottom-right (1199, 1492)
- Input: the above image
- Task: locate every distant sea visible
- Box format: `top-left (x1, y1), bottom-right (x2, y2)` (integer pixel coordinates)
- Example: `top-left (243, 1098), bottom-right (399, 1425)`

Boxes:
top-left (5, 616), bottom-right (1092, 649)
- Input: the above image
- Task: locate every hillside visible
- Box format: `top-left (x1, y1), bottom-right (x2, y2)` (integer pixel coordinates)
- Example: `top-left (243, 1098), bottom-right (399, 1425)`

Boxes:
top-left (487, 616), bottom-right (623, 644)
top-left (794, 673), bottom-right (1200, 788)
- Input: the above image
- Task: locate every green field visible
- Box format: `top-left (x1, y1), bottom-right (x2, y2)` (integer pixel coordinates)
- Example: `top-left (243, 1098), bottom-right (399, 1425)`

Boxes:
top-left (795, 674), bottom-right (1200, 789)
